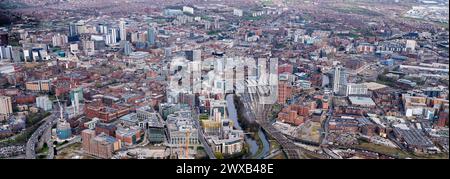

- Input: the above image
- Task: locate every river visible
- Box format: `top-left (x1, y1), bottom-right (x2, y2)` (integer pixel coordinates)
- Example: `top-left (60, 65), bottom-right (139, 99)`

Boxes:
top-left (226, 94), bottom-right (270, 159)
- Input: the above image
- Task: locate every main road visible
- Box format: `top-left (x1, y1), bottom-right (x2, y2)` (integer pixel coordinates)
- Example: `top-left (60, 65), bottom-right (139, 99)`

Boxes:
top-left (192, 107), bottom-right (216, 159)
top-left (25, 108), bottom-right (58, 159)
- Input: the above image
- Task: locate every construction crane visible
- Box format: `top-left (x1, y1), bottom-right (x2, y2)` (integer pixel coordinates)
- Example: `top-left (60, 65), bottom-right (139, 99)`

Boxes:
top-left (185, 128), bottom-right (190, 159)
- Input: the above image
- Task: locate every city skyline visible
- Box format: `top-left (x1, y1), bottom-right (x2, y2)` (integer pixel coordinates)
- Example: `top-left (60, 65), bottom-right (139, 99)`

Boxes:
top-left (0, 0), bottom-right (448, 160)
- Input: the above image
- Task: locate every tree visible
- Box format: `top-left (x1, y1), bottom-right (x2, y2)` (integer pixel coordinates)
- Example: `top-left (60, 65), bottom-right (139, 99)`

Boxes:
top-left (214, 152), bottom-right (224, 159)
top-left (316, 99), bottom-right (323, 109)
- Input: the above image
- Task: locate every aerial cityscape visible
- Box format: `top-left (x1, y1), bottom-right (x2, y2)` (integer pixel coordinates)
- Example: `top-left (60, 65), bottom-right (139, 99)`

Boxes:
top-left (0, 0), bottom-right (448, 160)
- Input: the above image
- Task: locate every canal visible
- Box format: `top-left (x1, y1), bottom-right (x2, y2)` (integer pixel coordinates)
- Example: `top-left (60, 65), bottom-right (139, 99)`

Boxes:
top-left (226, 94), bottom-right (270, 159)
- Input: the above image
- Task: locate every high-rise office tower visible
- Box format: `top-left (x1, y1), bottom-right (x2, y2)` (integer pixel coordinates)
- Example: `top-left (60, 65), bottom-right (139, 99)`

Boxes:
top-left (333, 66), bottom-right (347, 95)
top-left (147, 26), bottom-right (156, 46)
top-left (214, 18), bottom-right (220, 29)
top-left (0, 46), bottom-right (4, 59)
top-left (119, 19), bottom-right (126, 41)
top-left (0, 46), bottom-right (13, 60)
top-left (109, 28), bottom-right (118, 44)
top-left (2, 46), bottom-right (13, 61)
top-left (185, 50), bottom-right (201, 61)
top-left (69, 22), bottom-right (77, 37)
top-left (70, 87), bottom-right (83, 115)
top-left (123, 41), bottom-right (132, 56)
top-left (98, 24), bottom-right (108, 34)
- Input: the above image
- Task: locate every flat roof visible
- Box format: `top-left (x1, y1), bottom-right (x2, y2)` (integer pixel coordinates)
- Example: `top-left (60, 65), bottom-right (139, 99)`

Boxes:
top-left (362, 82), bottom-right (387, 91)
top-left (349, 96), bottom-right (376, 106)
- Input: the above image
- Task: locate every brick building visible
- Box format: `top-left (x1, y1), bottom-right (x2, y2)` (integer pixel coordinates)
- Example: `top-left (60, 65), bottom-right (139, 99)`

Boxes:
top-left (277, 81), bottom-right (292, 104)
top-left (85, 101), bottom-right (130, 123)
top-left (81, 129), bottom-right (121, 159)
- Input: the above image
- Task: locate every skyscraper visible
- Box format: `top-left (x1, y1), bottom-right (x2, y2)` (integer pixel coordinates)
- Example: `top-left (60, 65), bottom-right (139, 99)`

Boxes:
top-left (119, 19), bottom-right (127, 41)
top-left (70, 87), bottom-right (83, 115)
top-left (333, 66), bottom-right (347, 95)
top-left (185, 50), bottom-right (201, 61)
top-left (0, 46), bottom-right (14, 61)
top-left (147, 26), bottom-right (156, 46)
top-left (98, 24), bottom-right (108, 34)
top-left (69, 22), bottom-right (77, 37)
top-left (123, 41), bottom-right (132, 56)
top-left (0, 96), bottom-right (13, 116)
top-left (109, 27), bottom-right (119, 44)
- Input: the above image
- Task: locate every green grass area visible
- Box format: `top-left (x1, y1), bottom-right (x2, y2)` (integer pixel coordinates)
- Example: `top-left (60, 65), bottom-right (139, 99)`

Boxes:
top-left (36, 155), bottom-right (47, 159)
top-left (8, 39), bottom-right (20, 47)
top-left (269, 152), bottom-right (287, 159)
top-left (56, 140), bottom-right (69, 148)
top-left (376, 74), bottom-right (397, 88)
top-left (207, 30), bottom-right (222, 35)
top-left (198, 114), bottom-right (209, 121)
top-left (195, 147), bottom-right (208, 159)
top-left (51, 47), bottom-right (61, 53)
top-left (214, 152), bottom-right (224, 159)
top-left (0, 124), bottom-right (39, 145)
top-left (37, 143), bottom-right (49, 154)
top-left (269, 140), bottom-right (280, 151)
top-left (249, 131), bottom-right (265, 159)
top-left (202, 16), bottom-right (212, 21)
top-left (436, 22), bottom-right (449, 30)
top-left (333, 6), bottom-right (382, 17)
top-left (401, 16), bottom-right (449, 30)
top-left (260, 0), bottom-right (273, 6)
top-left (413, 153), bottom-right (449, 159)
top-left (335, 32), bottom-right (361, 39)
top-left (356, 142), bottom-right (449, 159)
top-left (27, 112), bottom-right (51, 126)
top-left (0, 112), bottom-right (51, 145)
top-left (356, 142), bottom-right (412, 159)
top-left (269, 104), bottom-right (282, 120)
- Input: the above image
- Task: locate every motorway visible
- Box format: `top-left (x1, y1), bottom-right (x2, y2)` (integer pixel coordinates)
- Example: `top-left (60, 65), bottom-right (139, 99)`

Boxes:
top-left (25, 107), bottom-right (58, 159)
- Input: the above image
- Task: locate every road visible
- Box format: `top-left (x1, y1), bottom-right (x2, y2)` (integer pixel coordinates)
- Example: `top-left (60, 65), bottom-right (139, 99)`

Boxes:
top-left (240, 91), bottom-right (303, 159)
top-left (241, 84), bottom-right (331, 159)
top-left (318, 97), bottom-right (340, 158)
top-left (263, 149), bottom-right (283, 159)
top-left (192, 108), bottom-right (216, 159)
top-left (25, 107), bottom-right (59, 159)
top-left (320, 107), bottom-right (333, 146)
top-left (56, 136), bottom-right (81, 151)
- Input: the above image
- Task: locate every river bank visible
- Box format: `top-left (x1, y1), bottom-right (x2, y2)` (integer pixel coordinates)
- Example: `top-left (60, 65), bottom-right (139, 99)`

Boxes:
top-left (226, 94), bottom-right (270, 159)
